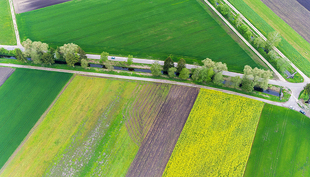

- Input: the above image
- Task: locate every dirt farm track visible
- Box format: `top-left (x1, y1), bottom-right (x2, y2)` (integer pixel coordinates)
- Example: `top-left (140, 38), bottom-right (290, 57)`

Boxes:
top-left (12, 0), bottom-right (70, 14)
top-left (262, 0), bottom-right (310, 44)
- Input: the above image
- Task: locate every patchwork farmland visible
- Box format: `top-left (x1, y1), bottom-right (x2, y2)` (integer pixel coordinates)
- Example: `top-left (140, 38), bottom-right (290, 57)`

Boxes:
top-left (0, 68), bottom-right (72, 169)
top-left (15, 0), bottom-right (263, 73)
top-left (0, 72), bottom-right (308, 176)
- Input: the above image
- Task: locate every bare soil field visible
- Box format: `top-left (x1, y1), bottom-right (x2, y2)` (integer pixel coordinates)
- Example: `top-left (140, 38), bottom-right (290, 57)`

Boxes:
top-left (297, 0), bottom-right (310, 11)
top-left (125, 85), bottom-right (199, 177)
top-left (262, 0), bottom-right (310, 43)
top-left (0, 67), bottom-right (14, 87)
top-left (12, 0), bottom-right (70, 14)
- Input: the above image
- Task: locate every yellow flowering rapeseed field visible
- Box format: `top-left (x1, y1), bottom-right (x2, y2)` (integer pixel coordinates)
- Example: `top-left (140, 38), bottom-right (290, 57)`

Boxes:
top-left (163, 89), bottom-right (264, 177)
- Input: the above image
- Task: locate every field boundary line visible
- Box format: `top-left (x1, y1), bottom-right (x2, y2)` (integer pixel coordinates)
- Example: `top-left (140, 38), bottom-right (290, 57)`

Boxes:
top-left (8, 0), bottom-right (21, 46)
top-left (0, 74), bottom-right (75, 174)
top-left (223, 0), bottom-right (310, 82)
top-left (202, 0), bottom-right (285, 82)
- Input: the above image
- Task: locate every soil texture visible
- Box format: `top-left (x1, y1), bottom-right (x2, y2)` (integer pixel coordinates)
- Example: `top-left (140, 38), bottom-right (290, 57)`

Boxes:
top-left (126, 85), bottom-right (199, 177)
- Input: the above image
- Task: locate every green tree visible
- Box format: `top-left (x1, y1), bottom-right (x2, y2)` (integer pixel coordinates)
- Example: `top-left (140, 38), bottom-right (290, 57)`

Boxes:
top-left (127, 55), bottom-right (133, 66)
top-left (41, 52), bottom-right (54, 65)
top-left (168, 67), bottom-right (177, 78)
top-left (214, 62), bottom-right (228, 73)
top-left (253, 37), bottom-right (266, 48)
top-left (231, 76), bottom-right (242, 89)
top-left (15, 48), bottom-right (27, 62)
top-left (202, 58), bottom-right (215, 69)
top-left (268, 50), bottom-right (278, 60)
top-left (31, 51), bottom-right (42, 64)
top-left (55, 47), bottom-right (62, 60)
top-left (77, 47), bottom-right (87, 60)
top-left (213, 72), bottom-right (224, 85)
top-left (151, 62), bottom-right (162, 76)
top-left (163, 56), bottom-right (174, 72)
top-left (304, 83), bottom-right (310, 102)
top-left (65, 52), bottom-right (79, 67)
top-left (192, 67), bottom-right (201, 82)
top-left (81, 59), bottom-right (88, 69)
top-left (217, 4), bottom-right (230, 16)
top-left (179, 68), bottom-right (190, 80)
top-left (266, 31), bottom-right (282, 50)
top-left (242, 77), bottom-right (254, 92)
top-left (176, 58), bottom-right (186, 73)
top-left (105, 61), bottom-right (114, 71)
top-left (234, 14), bottom-right (242, 27)
top-left (100, 51), bottom-right (109, 64)
top-left (238, 24), bottom-right (249, 35)
top-left (244, 30), bottom-right (252, 41)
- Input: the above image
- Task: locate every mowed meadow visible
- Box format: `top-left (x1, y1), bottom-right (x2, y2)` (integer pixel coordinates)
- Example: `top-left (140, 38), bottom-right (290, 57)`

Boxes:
top-left (16, 0), bottom-right (262, 72)
top-left (0, 68), bottom-right (72, 169)
top-left (0, 0), bottom-right (16, 45)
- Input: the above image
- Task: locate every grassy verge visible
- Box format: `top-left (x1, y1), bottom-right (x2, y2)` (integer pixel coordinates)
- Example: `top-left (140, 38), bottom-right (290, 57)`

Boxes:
top-left (0, 68), bottom-right (72, 169)
top-left (163, 89), bottom-right (264, 176)
top-left (244, 104), bottom-right (310, 176)
top-left (0, 58), bottom-right (289, 103)
top-left (228, 0), bottom-right (310, 77)
top-left (0, 0), bottom-right (16, 45)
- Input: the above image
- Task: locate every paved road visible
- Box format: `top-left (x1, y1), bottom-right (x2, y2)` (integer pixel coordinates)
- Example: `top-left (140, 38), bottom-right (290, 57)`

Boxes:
top-left (224, 0), bottom-right (310, 83)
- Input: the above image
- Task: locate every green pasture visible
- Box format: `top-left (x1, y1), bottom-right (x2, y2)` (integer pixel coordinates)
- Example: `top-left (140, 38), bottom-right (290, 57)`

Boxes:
top-left (229, 0), bottom-right (310, 77)
top-left (0, 68), bottom-right (72, 169)
top-left (16, 0), bottom-right (262, 73)
top-left (1, 76), bottom-right (171, 177)
top-left (245, 104), bottom-right (310, 176)
top-left (0, 0), bottom-right (16, 45)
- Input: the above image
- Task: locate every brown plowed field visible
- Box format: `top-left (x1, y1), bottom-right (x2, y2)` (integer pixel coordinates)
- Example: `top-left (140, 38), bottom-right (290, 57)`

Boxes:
top-left (125, 85), bottom-right (199, 177)
top-left (262, 0), bottom-right (310, 43)
top-left (0, 67), bottom-right (14, 87)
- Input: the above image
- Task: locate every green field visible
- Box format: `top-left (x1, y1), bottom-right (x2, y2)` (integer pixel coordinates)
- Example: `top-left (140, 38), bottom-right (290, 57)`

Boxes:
top-left (0, 68), bottom-right (72, 169)
top-left (16, 0), bottom-right (263, 73)
top-left (229, 0), bottom-right (310, 77)
top-left (0, 0), bottom-right (16, 45)
top-left (1, 76), bottom-right (171, 176)
top-left (244, 104), bottom-right (310, 176)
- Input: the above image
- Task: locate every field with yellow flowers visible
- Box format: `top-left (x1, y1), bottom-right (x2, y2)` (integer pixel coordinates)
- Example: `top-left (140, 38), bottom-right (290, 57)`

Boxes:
top-left (163, 89), bottom-right (264, 177)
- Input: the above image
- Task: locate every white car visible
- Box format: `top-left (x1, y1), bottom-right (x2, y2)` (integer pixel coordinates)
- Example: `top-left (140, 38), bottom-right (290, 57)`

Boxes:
top-left (289, 106), bottom-right (295, 110)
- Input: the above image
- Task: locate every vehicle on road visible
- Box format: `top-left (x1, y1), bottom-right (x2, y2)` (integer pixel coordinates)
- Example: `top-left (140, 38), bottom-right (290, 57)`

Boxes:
top-left (300, 110), bottom-right (306, 115)
top-left (111, 57), bottom-right (115, 59)
top-left (289, 106), bottom-right (295, 110)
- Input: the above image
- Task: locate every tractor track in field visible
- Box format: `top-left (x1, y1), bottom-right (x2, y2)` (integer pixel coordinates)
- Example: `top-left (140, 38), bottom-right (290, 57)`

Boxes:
top-left (0, 74), bottom-right (75, 174)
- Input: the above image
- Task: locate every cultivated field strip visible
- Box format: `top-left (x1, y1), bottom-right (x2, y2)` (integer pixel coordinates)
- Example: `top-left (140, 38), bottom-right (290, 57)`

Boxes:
top-left (0, 68), bottom-right (72, 170)
top-left (126, 85), bottom-right (199, 177)
top-left (0, 67), bottom-right (14, 87)
top-left (163, 89), bottom-right (264, 177)
top-left (16, 0), bottom-right (261, 72)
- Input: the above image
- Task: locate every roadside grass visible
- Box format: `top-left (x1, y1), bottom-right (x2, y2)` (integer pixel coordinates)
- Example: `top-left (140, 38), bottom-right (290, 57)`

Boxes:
top-left (244, 104), bottom-right (310, 176)
top-left (0, 58), bottom-right (289, 103)
top-left (0, 68), bottom-right (72, 169)
top-left (163, 89), bottom-right (264, 176)
top-left (228, 0), bottom-right (310, 77)
top-left (0, 0), bottom-right (16, 45)
top-left (16, 0), bottom-right (262, 73)
top-left (1, 76), bottom-right (171, 176)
